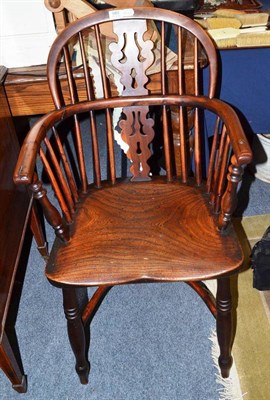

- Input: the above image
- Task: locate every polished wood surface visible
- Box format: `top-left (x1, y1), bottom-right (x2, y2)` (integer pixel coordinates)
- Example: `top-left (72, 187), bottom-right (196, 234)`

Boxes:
top-left (48, 179), bottom-right (244, 285)
top-left (0, 66), bottom-right (47, 393)
top-left (5, 65), bottom-right (55, 116)
top-left (0, 65), bottom-right (32, 393)
top-left (14, 8), bottom-right (252, 385)
top-left (0, 66), bottom-right (29, 394)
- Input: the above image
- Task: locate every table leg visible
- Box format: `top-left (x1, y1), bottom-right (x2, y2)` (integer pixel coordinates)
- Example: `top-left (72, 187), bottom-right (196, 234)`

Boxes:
top-left (0, 331), bottom-right (27, 393)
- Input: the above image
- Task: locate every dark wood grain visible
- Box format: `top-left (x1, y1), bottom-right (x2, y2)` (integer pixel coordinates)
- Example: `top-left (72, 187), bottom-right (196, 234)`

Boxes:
top-left (0, 66), bottom-right (29, 393)
top-left (0, 66), bottom-right (31, 336)
top-left (47, 179), bottom-right (244, 285)
top-left (13, 7), bottom-right (252, 385)
top-left (0, 66), bottom-right (47, 393)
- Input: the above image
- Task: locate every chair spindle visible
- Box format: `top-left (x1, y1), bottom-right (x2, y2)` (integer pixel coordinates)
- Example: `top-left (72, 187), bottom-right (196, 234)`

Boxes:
top-left (94, 24), bottom-right (116, 183)
top-left (39, 148), bottom-right (73, 224)
top-left (214, 134), bottom-right (231, 213)
top-left (206, 116), bottom-right (221, 194)
top-left (210, 124), bottom-right (227, 207)
top-left (78, 32), bottom-right (102, 187)
top-left (160, 21), bottom-right (166, 95)
top-left (194, 107), bottom-right (202, 185)
top-left (53, 127), bottom-right (79, 203)
top-left (44, 137), bottom-right (75, 214)
top-left (193, 37), bottom-right (199, 97)
top-left (63, 45), bottom-right (88, 193)
top-left (162, 105), bottom-right (173, 181)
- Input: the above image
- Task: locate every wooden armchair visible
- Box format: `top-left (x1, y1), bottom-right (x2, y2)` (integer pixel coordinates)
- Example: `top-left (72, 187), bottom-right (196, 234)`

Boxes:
top-left (14, 7), bottom-right (252, 386)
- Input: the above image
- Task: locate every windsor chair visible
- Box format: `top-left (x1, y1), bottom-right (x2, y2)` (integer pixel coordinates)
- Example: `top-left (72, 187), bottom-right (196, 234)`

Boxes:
top-left (14, 7), bottom-right (252, 386)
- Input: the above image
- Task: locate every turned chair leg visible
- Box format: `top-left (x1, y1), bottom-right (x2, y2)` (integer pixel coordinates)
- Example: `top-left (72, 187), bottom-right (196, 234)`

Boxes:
top-left (216, 277), bottom-right (233, 378)
top-left (62, 287), bottom-right (90, 384)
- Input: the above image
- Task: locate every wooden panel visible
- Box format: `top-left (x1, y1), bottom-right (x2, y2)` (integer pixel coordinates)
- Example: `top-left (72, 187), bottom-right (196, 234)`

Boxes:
top-left (0, 66), bottom-right (31, 338)
top-left (4, 65), bottom-right (55, 116)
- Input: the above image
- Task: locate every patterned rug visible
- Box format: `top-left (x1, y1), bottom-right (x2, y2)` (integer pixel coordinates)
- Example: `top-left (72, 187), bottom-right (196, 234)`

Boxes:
top-left (232, 215), bottom-right (270, 400)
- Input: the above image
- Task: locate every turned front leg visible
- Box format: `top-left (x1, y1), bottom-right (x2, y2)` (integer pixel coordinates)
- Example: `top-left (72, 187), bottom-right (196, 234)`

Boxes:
top-left (216, 277), bottom-right (233, 378)
top-left (62, 287), bottom-right (90, 384)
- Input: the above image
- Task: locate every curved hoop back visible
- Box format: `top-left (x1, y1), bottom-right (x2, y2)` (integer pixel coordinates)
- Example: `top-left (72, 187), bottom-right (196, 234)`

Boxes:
top-left (47, 6), bottom-right (218, 107)
top-left (46, 7), bottom-right (218, 182)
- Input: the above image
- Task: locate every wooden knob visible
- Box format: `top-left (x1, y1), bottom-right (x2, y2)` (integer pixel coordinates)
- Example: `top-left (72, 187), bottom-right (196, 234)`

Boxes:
top-left (44, 0), bottom-right (65, 12)
top-left (49, 0), bottom-right (61, 7)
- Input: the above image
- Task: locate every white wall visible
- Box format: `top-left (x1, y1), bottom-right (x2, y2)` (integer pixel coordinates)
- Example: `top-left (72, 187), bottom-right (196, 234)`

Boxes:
top-left (0, 0), bottom-right (57, 67)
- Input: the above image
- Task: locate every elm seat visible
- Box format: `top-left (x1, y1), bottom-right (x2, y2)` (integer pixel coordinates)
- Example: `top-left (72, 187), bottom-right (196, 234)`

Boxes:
top-left (47, 179), bottom-right (244, 286)
top-left (14, 7), bottom-right (252, 388)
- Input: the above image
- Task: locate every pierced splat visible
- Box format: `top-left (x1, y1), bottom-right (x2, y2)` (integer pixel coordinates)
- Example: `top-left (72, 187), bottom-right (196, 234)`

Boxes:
top-left (110, 19), bottom-right (155, 180)
top-left (109, 20), bottom-right (154, 96)
top-left (119, 106), bottom-right (154, 180)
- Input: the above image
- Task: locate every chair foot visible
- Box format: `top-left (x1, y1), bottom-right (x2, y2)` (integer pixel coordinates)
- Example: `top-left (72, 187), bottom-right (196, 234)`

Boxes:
top-left (37, 244), bottom-right (49, 259)
top-left (216, 277), bottom-right (233, 379)
top-left (218, 355), bottom-right (233, 379)
top-left (12, 375), bottom-right (27, 393)
top-left (76, 364), bottom-right (90, 384)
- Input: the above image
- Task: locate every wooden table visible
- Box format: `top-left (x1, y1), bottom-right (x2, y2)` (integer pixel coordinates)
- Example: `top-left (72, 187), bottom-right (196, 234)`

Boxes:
top-left (0, 66), bottom-right (31, 393)
top-left (0, 66), bottom-right (47, 393)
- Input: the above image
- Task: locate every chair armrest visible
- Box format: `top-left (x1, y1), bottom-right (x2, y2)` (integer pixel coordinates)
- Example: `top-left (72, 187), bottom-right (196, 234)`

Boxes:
top-left (181, 95), bottom-right (252, 166)
top-left (14, 110), bottom-right (63, 185)
top-left (14, 94), bottom-right (252, 186)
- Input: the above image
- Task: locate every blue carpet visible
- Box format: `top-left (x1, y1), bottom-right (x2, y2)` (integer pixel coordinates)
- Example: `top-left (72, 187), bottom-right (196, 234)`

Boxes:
top-left (236, 168), bottom-right (270, 217)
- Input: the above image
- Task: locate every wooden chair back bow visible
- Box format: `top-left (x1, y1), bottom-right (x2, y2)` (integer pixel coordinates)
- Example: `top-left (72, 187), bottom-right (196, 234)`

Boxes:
top-left (47, 6), bottom-right (218, 177)
top-left (14, 7), bottom-right (252, 387)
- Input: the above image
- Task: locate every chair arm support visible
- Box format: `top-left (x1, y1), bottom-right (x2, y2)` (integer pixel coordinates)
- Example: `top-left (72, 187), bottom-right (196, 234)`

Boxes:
top-left (218, 160), bottom-right (243, 232)
top-left (30, 179), bottom-right (70, 243)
